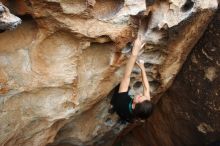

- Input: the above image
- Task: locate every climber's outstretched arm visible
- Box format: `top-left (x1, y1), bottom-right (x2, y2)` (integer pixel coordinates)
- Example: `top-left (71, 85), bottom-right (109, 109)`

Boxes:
top-left (137, 62), bottom-right (151, 100)
top-left (119, 15), bottom-right (149, 93)
top-left (119, 39), bottom-right (142, 93)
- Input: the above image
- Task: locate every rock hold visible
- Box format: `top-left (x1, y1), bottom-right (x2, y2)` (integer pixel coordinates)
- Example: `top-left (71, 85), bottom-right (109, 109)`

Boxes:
top-left (0, 2), bottom-right (21, 31)
top-left (0, 0), bottom-right (218, 146)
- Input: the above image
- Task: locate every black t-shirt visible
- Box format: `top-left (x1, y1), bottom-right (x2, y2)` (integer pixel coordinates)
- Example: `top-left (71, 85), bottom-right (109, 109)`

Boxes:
top-left (111, 85), bottom-right (133, 122)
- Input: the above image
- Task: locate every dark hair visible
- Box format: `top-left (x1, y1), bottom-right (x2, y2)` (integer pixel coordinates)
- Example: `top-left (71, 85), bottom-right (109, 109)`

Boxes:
top-left (133, 100), bottom-right (154, 120)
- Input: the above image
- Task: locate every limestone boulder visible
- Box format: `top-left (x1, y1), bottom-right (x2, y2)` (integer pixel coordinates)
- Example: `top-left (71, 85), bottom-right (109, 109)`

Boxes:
top-left (0, 0), bottom-right (218, 146)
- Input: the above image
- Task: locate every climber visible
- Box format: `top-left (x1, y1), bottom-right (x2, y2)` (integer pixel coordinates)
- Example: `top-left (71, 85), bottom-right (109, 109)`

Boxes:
top-left (111, 17), bottom-right (154, 123)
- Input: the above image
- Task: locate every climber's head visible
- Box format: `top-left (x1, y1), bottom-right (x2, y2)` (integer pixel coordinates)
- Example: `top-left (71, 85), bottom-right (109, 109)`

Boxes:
top-left (132, 95), bottom-right (154, 120)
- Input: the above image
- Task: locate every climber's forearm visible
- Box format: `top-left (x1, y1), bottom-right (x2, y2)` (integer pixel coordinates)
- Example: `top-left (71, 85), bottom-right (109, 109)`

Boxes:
top-left (123, 54), bottom-right (137, 78)
top-left (132, 39), bottom-right (142, 56)
top-left (119, 41), bottom-right (141, 93)
top-left (123, 41), bottom-right (142, 78)
top-left (140, 68), bottom-right (150, 98)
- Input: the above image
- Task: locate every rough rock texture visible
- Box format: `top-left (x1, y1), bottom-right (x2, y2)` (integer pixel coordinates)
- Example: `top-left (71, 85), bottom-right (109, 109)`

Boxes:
top-left (118, 7), bottom-right (220, 146)
top-left (0, 2), bottom-right (21, 31)
top-left (0, 0), bottom-right (218, 146)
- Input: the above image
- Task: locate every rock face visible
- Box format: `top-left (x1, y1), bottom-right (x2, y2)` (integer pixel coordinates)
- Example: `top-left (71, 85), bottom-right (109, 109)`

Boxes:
top-left (0, 0), bottom-right (218, 146)
top-left (118, 7), bottom-right (220, 146)
top-left (0, 2), bottom-right (21, 31)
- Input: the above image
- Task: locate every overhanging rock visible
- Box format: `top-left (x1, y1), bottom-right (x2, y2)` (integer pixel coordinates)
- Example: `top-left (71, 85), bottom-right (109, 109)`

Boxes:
top-left (0, 0), bottom-right (218, 146)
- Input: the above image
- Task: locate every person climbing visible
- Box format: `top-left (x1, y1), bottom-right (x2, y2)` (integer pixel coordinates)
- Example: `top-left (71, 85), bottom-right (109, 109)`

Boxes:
top-left (111, 17), bottom-right (154, 123)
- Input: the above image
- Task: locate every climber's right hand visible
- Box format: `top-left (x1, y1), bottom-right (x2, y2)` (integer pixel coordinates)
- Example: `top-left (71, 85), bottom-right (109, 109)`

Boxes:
top-left (136, 59), bottom-right (145, 70)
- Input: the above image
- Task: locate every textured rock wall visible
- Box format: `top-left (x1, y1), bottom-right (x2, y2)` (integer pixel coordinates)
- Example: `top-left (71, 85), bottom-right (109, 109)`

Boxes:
top-left (118, 7), bottom-right (220, 146)
top-left (0, 0), bottom-right (218, 146)
top-left (0, 2), bottom-right (21, 30)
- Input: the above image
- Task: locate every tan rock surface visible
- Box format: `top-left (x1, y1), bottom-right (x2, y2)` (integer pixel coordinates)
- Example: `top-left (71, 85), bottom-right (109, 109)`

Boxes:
top-left (0, 0), bottom-right (218, 146)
